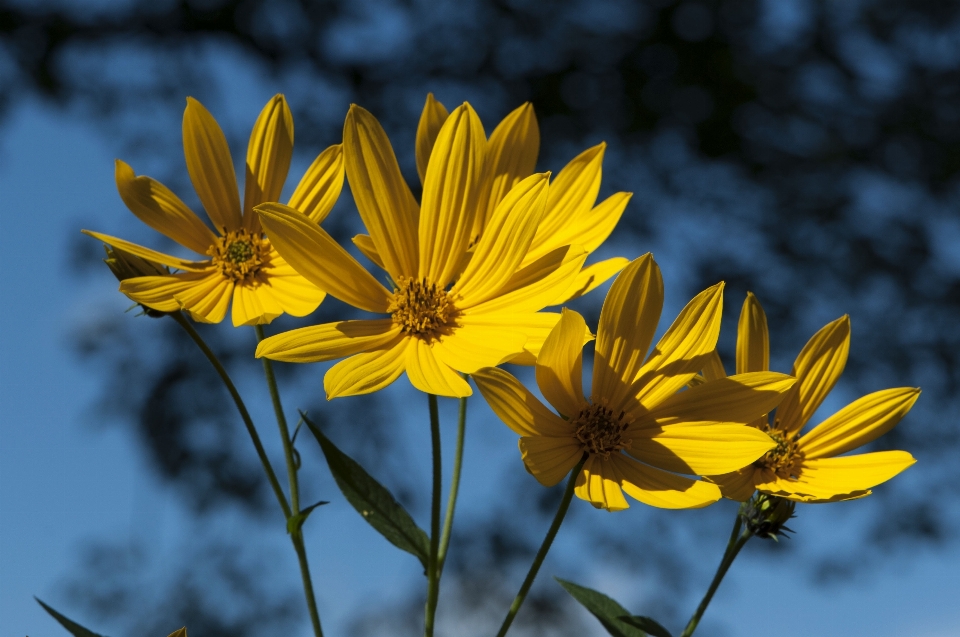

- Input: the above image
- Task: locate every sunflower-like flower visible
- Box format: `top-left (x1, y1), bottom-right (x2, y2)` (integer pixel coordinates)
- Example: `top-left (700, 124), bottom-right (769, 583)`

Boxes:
top-left (84, 95), bottom-right (344, 326)
top-left (254, 103), bottom-right (588, 399)
top-left (472, 255), bottom-right (798, 510)
top-left (706, 293), bottom-right (919, 503)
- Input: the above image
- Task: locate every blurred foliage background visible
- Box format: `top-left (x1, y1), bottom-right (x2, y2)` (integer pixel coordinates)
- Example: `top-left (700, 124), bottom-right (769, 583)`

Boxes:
top-left (2, 0), bottom-right (959, 635)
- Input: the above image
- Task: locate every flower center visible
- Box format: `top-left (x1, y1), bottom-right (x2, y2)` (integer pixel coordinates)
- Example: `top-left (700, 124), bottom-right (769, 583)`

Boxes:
top-left (572, 403), bottom-right (631, 458)
top-left (388, 276), bottom-right (459, 341)
top-left (754, 421), bottom-right (804, 478)
top-left (208, 229), bottom-right (270, 282)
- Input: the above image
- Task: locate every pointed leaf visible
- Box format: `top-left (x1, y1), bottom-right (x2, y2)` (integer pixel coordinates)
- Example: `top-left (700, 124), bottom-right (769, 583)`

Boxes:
top-left (555, 579), bottom-right (649, 637)
top-left (619, 616), bottom-right (673, 637)
top-left (36, 598), bottom-right (107, 637)
top-left (286, 500), bottom-right (330, 534)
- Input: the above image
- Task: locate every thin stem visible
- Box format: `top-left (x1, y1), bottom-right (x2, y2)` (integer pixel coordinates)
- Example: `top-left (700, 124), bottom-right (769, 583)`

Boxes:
top-left (679, 511), bottom-right (752, 637)
top-left (170, 313), bottom-right (290, 519)
top-left (255, 325), bottom-right (323, 637)
top-left (495, 455), bottom-right (587, 637)
top-left (437, 393), bottom-right (468, 573)
top-left (424, 394), bottom-right (443, 637)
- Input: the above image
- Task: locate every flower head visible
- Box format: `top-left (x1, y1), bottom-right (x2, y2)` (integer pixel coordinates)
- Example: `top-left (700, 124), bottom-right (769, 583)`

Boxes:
top-left (473, 255), bottom-right (797, 510)
top-left (707, 293), bottom-right (919, 503)
top-left (84, 95), bottom-right (345, 326)
top-left (255, 103), bottom-right (589, 399)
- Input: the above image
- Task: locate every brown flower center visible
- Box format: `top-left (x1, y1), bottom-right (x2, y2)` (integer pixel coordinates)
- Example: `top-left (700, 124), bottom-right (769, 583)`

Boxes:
top-left (572, 403), bottom-right (631, 458)
top-left (208, 229), bottom-right (270, 282)
top-left (754, 421), bottom-right (804, 478)
top-left (388, 276), bottom-right (460, 341)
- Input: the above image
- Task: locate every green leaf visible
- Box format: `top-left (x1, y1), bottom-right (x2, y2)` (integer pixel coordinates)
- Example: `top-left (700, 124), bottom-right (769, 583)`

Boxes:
top-left (619, 615), bottom-right (673, 637)
top-left (286, 500), bottom-right (329, 534)
top-left (304, 414), bottom-right (430, 570)
top-left (35, 598), bottom-right (107, 637)
top-left (555, 578), bottom-right (648, 637)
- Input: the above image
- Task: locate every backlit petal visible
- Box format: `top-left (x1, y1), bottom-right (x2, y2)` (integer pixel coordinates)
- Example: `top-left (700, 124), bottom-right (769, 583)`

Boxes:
top-left (559, 257), bottom-right (629, 303)
top-left (628, 423), bottom-right (774, 475)
top-left (231, 281), bottom-right (284, 326)
top-left (120, 270), bottom-right (215, 312)
top-left (183, 97), bottom-right (241, 232)
top-left (405, 338), bottom-right (472, 397)
top-left (472, 367), bottom-right (573, 437)
top-left (702, 350), bottom-right (727, 381)
top-left (324, 335), bottom-right (408, 399)
top-left (257, 319), bottom-right (399, 363)
top-left (761, 451), bottom-right (915, 502)
top-left (173, 270), bottom-right (233, 324)
top-left (260, 271), bottom-right (326, 318)
top-left (464, 246), bottom-right (586, 315)
top-left (430, 322), bottom-right (527, 374)
top-left (531, 143), bottom-right (604, 256)
top-left (462, 312), bottom-right (572, 364)
top-left (84, 230), bottom-right (209, 271)
top-left (415, 93), bottom-right (449, 184)
top-left (243, 94), bottom-right (294, 232)
top-left (535, 308), bottom-right (586, 418)
top-left (612, 454), bottom-right (720, 509)
top-left (519, 436), bottom-right (583, 487)
top-left (287, 144), bottom-right (344, 223)
top-left (575, 455), bottom-right (630, 511)
top-left (526, 190), bottom-right (630, 264)
top-left (736, 292), bottom-right (768, 374)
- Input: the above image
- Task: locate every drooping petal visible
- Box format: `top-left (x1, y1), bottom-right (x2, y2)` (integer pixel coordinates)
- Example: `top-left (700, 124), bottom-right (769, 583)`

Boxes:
top-left (575, 455), bottom-right (630, 511)
top-left (559, 257), bottom-right (629, 303)
top-left (231, 281), bottom-right (284, 326)
top-left (120, 270), bottom-right (217, 312)
top-left (351, 234), bottom-right (386, 270)
top-left (531, 143), bottom-right (604, 256)
top-left (415, 93), bottom-right (449, 184)
top-left (453, 173), bottom-right (550, 305)
top-left (242, 94), bottom-right (294, 232)
top-left (256, 202), bottom-right (392, 313)
top-left (173, 270), bottom-right (234, 324)
top-left (183, 97), bottom-right (242, 232)
top-left (287, 144), bottom-right (344, 223)
top-left (344, 105), bottom-right (420, 278)
top-left (612, 454), bottom-right (721, 509)
top-left (472, 367), bottom-right (573, 437)
top-left (430, 322), bottom-right (527, 374)
top-left (736, 292), bottom-right (768, 374)
top-left (592, 254), bottom-right (663, 408)
top-left (474, 102), bottom-right (539, 235)
top-left (628, 423), bottom-right (774, 475)
top-left (257, 319), bottom-right (399, 363)
top-left (405, 338), bottom-right (472, 397)
top-left (708, 467), bottom-right (760, 502)
top-left (518, 436), bottom-right (583, 487)
top-left (525, 190), bottom-right (630, 264)
top-left (84, 230), bottom-right (209, 271)
top-left (777, 315), bottom-right (850, 437)
top-left (419, 103), bottom-right (486, 287)
top-left (463, 246), bottom-right (586, 315)
top-left (324, 335), bottom-right (408, 399)
top-left (114, 160), bottom-right (216, 254)
top-left (760, 451), bottom-right (915, 502)
top-left (798, 387), bottom-right (921, 460)
top-left (260, 270), bottom-right (326, 317)
top-left (535, 308), bottom-right (586, 418)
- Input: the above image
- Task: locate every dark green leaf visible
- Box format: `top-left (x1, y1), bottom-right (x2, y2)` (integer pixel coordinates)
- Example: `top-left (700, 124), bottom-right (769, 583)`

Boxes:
top-left (555, 578), bottom-right (648, 637)
top-left (286, 500), bottom-right (329, 534)
top-left (35, 598), bottom-right (107, 637)
top-left (619, 615), bottom-right (673, 637)
top-left (305, 414), bottom-right (430, 570)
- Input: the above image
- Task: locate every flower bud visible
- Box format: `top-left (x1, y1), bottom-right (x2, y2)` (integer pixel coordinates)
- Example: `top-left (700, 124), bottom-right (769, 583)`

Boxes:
top-left (103, 245), bottom-right (170, 317)
top-left (743, 494), bottom-right (796, 541)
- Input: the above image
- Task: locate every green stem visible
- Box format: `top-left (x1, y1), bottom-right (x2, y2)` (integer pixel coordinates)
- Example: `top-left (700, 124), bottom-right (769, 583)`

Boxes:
top-left (495, 455), bottom-right (587, 637)
top-left (255, 325), bottom-right (323, 637)
top-left (424, 394), bottom-right (443, 637)
top-left (170, 313), bottom-right (290, 519)
top-left (438, 393), bottom-right (467, 574)
top-left (679, 510), bottom-right (752, 637)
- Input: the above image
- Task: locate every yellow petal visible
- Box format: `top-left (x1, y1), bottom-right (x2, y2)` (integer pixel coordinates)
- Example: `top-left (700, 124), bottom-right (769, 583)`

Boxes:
top-left (461, 312), bottom-right (568, 364)
top-left (256, 202), bottom-right (392, 313)
top-left (415, 93), bottom-right (449, 184)
top-left (765, 451), bottom-right (915, 502)
top-left (120, 270), bottom-right (215, 312)
top-left (531, 143), bottom-right (604, 255)
top-left (84, 230), bottom-right (209, 271)
top-left (736, 292), bottom-right (768, 374)
top-left (777, 315), bottom-right (850, 436)
top-left (231, 281), bottom-right (283, 326)
top-left (535, 308), bottom-right (587, 418)
top-left (344, 104), bottom-right (420, 278)
top-left (472, 366), bottom-right (573, 437)
top-left (628, 423), bottom-right (774, 475)
top-left (707, 467), bottom-right (759, 502)
top-left (559, 256), bottom-right (629, 303)
top-left (799, 387), bottom-right (921, 460)
top-left (464, 246), bottom-right (587, 315)
top-left (256, 319), bottom-right (399, 363)
top-left (351, 234), bottom-right (387, 270)
top-left (526, 190), bottom-right (630, 265)
top-left (405, 338), bottom-right (472, 397)
top-left (474, 102), bottom-right (539, 235)
top-left (183, 97), bottom-right (241, 232)
top-left (592, 254), bottom-right (663, 408)
top-left (574, 455), bottom-right (630, 511)
top-left (453, 173), bottom-right (550, 305)
top-left (287, 144), bottom-right (344, 223)
top-left (419, 103), bottom-right (486, 287)
top-left (173, 270), bottom-right (233, 323)
top-left (430, 323), bottom-right (527, 374)
top-left (612, 454), bottom-right (721, 509)
top-left (518, 436), bottom-right (583, 487)
top-left (114, 160), bottom-right (216, 254)
top-left (243, 94), bottom-right (294, 232)
top-left (702, 349), bottom-right (727, 381)
top-left (324, 335), bottom-right (408, 399)
top-left (260, 270), bottom-right (326, 318)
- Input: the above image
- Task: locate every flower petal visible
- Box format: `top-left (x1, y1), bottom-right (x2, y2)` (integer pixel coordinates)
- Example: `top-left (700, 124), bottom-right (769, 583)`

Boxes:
top-left (419, 103), bottom-right (486, 287)
top-left (243, 94), bottom-right (294, 232)
top-left (257, 319), bottom-right (399, 363)
top-left (231, 281), bottom-right (284, 326)
top-left (173, 270), bottom-right (234, 324)
top-left (777, 315), bottom-right (850, 437)
top-left (260, 270), bottom-right (326, 318)
top-left (592, 254), bottom-right (663, 407)
top-left (702, 350), bottom-right (727, 381)
top-left (183, 97), bottom-right (241, 232)
top-left (120, 270), bottom-right (215, 312)
top-left (736, 292), bottom-right (768, 375)
top-left (472, 366), bottom-right (573, 437)
top-left (559, 257), bottom-right (629, 303)
top-left (256, 202), bottom-right (392, 313)
top-left (628, 423), bottom-right (774, 475)
top-left (612, 454), bottom-right (721, 509)
top-left (535, 308), bottom-right (587, 418)
top-left (575, 455), bottom-right (630, 511)
top-left (518, 436), bottom-right (583, 487)
top-left (461, 312), bottom-right (573, 365)
top-left (526, 189), bottom-right (630, 265)
top-left (114, 160), bottom-right (216, 254)
top-left (344, 105), bottom-right (420, 278)
top-left (763, 451), bottom-right (915, 502)
top-left (415, 93), bottom-right (449, 184)
top-left (350, 234), bottom-right (386, 270)
top-left (84, 230), bottom-right (209, 271)
top-left (529, 143), bottom-right (603, 257)
top-left (799, 387), bottom-right (921, 460)
top-left (405, 338), bottom-right (472, 397)
top-left (430, 323), bottom-right (527, 374)
top-left (287, 144), bottom-right (344, 224)
top-left (324, 334), bottom-right (408, 399)
top-left (708, 467), bottom-right (760, 502)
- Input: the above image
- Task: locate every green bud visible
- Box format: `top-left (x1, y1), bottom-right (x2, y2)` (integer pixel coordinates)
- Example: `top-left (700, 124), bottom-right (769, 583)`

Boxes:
top-left (742, 493), bottom-right (796, 541)
top-left (103, 244), bottom-right (170, 318)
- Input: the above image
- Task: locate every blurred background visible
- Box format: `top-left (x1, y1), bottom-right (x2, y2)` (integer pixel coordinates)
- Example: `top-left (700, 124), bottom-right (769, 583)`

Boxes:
top-left (2, 0), bottom-right (959, 635)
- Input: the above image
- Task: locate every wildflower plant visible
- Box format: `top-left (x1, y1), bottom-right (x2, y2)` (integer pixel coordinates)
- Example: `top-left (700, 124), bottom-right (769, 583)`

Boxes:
top-left (43, 93), bottom-right (920, 637)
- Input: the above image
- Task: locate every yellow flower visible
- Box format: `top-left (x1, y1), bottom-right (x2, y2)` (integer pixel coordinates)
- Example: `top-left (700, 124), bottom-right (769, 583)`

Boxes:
top-left (84, 94), bottom-right (344, 326)
top-left (472, 255), bottom-right (798, 511)
top-left (707, 293), bottom-right (919, 503)
top-left (254, 103), bottom-right (588, 399)
top-left (354, 94), bottom-right (631, 319)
